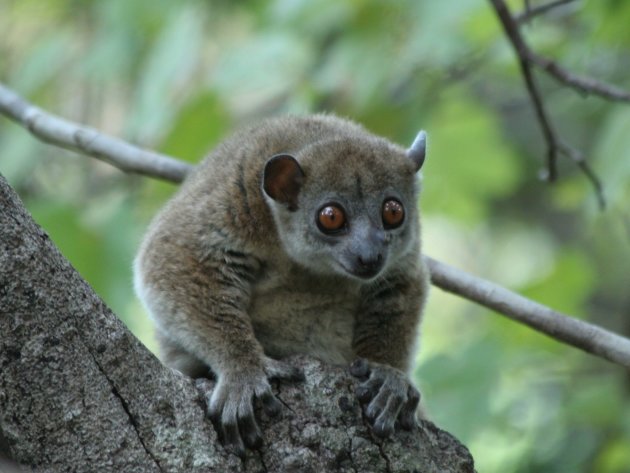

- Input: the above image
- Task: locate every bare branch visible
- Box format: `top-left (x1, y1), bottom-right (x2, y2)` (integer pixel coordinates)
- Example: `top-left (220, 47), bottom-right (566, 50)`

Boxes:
top-left (426, 257), bottom-right (630, 369)
top-left (522, 0), bottom-right (533, 23)
top-left (488, 0), bottom-right (615, 208)
top-left (1, 82), bottom-right (630, 368)
top-left (0, 83), bottom-right (192, 183)
top-left (516, 0), bottom-right (578, 24)
top-left (527, 52), bottom-right (630, 103)
top-left (490, 0), bottom-right (560, 181)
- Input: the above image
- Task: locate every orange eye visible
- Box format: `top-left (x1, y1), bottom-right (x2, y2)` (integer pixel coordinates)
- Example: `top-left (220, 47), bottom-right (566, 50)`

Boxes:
top-left (382, 199), bottom-right (404, 229)
top-left (318, 205), bottom-right (346, 233)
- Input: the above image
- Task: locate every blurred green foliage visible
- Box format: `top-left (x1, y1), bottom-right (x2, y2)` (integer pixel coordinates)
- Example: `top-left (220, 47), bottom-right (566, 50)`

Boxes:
top-left (1, 1), bottom-right (630, 471)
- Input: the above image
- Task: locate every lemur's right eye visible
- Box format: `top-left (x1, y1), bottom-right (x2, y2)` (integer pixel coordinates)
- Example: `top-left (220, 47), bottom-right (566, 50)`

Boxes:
top-left (317, 205), bottom-right (346, 233)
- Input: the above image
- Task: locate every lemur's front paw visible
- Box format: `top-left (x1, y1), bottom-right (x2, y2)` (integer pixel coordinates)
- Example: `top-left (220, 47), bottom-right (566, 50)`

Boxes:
top-left (206, 358), bottom-right (303, 458)
top-left (350, 358), bottom-right (420, 437)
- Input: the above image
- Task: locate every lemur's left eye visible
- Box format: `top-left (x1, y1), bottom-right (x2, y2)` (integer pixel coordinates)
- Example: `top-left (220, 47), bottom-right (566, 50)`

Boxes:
top-left (382, 199), bottom-right (404, 229)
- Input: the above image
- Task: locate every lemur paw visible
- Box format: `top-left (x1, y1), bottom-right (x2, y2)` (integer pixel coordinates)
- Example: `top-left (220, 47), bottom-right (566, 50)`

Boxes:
top-left (205, 358), bottom-right (303, 458)
top-left (350, 358), bottom-right (420, 437)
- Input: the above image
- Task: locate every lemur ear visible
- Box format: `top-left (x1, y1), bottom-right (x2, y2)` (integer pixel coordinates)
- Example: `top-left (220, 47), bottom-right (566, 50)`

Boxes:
top-left (263, 154), bottom-right (305, 211)
top-left (407, 130), bottom-right (427, 172)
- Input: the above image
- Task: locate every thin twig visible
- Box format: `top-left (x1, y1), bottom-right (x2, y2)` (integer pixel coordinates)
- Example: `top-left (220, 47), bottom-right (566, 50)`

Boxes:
top-left (0, 83), bottom-right (192, 183)
top-left (527, 52), bottom-right (630, 103)
top-left (0, 83), bottom-right (629, 368)
top-left (516, 0), bottom-right (578, 24)
top-left (557, 140), bottom-right (606, 209)
top-left (488, 0), bottom-right (618, 208)
top-left (489, 0), bottom-right (559, 181)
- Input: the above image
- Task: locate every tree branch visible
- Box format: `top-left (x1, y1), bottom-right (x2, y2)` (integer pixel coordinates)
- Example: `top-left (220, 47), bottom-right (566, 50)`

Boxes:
top-left (490, 0), bottom-right (561, 181)
top-left (496, 1), bottom-right (630, 103)
top-left (1, 82), bottom-right (630, 369)
top-left (488, 0), bottom-right (623, 209)
top-left (426, 257), bottom-right (630, 368)
top-left (527, 52), bottom-right (630, 103)
top-left (0, 83), bottom-right (191, 183)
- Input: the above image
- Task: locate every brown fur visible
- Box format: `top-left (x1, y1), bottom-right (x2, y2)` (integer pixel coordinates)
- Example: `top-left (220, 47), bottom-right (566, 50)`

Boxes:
top-left (134, 114), bottom-right (429, 453)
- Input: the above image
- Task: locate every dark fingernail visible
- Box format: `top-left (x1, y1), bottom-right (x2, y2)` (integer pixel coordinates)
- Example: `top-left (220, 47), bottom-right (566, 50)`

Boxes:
top-left (365, 404), bottom-right (379, 422)
top-left (355, 386), bottom-right (372, 402)
top-left (207, 408), bottom-right (221, 427)
top-left (243, 430), bottom-right (263, 450)
top-left (374, 419), bottom-right (394, 438)
top-left (291, 369), bottom-right (306, 382)
top-left (407, 385), bottom-right (421, 404)
top-left (350, 358), bottom-right (369, 377)
top-left (239, 414), bottom-right (263, 449)
top-left (261, 392), bottom-right (283, 417)
top-left (400, 413), bottom-right (418, 431)
top-left (232, 444), bottom-right (246, 459)
top-left (224, 420), bottom-right (246, 458)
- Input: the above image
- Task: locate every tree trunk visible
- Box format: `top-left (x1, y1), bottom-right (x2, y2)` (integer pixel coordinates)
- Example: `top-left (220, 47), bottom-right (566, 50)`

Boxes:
top-left (0, 174), bottom-right (475, 473)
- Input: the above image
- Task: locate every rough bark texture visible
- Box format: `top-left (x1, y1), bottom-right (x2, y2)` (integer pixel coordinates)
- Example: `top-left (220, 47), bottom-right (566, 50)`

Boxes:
top-left (0, 174), bottom-right (475, 473)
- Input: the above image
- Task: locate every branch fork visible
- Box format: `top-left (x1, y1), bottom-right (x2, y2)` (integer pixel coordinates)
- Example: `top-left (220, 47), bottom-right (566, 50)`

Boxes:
top-left (489, 0), bottom-right (630, 209)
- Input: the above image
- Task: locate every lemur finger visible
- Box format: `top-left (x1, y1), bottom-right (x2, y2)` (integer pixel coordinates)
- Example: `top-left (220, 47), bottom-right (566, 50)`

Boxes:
top-left (399, 385), bottom-right (421, 430)
top-left (207, 387), bottom-right (227, 426)
top-left (222, 411), bottom-right (246, 458)
top-left (373, 394), bottom-right (405, 438)
top-left (365, 386), bottom-right (392, 422)
top-left (356, 374), bottom-right (384, 403)
top-left (238, 410), bottom-right (263, 450)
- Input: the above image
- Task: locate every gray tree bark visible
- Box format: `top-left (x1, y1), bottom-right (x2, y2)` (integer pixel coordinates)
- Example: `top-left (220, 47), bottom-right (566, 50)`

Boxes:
top-left (0, 173), bottom-right (475, 473)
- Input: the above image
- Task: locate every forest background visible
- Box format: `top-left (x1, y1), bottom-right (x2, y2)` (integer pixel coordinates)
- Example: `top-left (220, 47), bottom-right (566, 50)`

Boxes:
top-left (1, 1), bottom-right (629, 472)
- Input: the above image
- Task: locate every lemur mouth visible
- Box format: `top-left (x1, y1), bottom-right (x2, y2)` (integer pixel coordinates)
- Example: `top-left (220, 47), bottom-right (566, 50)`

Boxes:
top-left (352, 268), bottom-right (382, 280)
top-left (338, 261), bottom-right (384, 281)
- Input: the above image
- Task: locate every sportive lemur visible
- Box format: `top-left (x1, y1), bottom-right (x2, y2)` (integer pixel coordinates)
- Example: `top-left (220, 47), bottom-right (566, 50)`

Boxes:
top-left (134, 114), bottom-right (429, 456)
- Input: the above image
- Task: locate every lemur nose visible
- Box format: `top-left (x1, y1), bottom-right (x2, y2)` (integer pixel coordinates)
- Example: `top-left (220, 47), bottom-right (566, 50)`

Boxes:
top-left (358, 253), bottom-right (383, 270)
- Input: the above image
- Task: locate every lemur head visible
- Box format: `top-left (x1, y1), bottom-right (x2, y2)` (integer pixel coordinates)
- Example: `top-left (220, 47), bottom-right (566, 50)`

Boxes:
top-left (263, 130), bottom-right (426, 281)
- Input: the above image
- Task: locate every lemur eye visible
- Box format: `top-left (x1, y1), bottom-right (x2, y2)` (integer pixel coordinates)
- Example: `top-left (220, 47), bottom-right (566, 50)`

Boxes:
top-left (317, 205), bottom-right (346, 233)
top-left (382, 199), bottom-right (404, 229)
